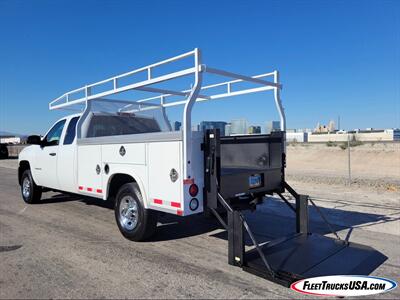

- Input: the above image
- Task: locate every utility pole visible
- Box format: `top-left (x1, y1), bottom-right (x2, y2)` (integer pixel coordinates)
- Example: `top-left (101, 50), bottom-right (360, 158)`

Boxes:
top-left (347, 134), bottom-right (351, 185)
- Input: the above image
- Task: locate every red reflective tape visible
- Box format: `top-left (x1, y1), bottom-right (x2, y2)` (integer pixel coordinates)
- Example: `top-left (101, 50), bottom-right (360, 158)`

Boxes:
top-left (177, 210), bottom-right (183, 216)
top-left (87, 187), bottom-right (93, 192)
top-left (154, 199), bottom-right (163, 204)
top-left (96, 189), bottom-right (102, 194)
top-left (171, 201), bottom-right (181, 208)
top-left (183, 178), bottom-right (194, 185)
top-left (78, 186), bottom-right (83, 190)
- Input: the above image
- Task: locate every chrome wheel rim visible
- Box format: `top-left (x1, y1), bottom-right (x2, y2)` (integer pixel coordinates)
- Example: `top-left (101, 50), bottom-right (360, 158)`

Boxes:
top-left (22, 177), bottom-right (31, 198)
top-left (119, 195), bottom-right (138, 231)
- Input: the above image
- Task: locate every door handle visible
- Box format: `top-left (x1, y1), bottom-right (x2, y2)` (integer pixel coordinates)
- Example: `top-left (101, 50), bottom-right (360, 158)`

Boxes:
top-left (49, 152), bottom-right (56, 156)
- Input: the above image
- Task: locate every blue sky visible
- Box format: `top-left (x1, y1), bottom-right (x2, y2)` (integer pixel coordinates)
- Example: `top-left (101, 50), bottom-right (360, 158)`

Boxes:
top-left (0, 0), bottom-right (399, 135)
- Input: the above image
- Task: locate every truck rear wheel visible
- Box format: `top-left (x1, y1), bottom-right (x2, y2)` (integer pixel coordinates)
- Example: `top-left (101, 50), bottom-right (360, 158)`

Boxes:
top-left (21, 169), bottom-right (42, 204)
top-left (115, 182), bottom-right (157, 241)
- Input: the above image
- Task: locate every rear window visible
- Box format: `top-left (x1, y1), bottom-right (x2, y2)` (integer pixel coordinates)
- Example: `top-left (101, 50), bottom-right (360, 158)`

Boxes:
top-left (63, 117), bottom-right (79, 145)
top-left (87, 115), bottom-right (161, 138)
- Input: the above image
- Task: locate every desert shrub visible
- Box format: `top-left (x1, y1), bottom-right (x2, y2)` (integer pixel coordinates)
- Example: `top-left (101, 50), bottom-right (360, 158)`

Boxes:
top-left (326, 141), bottom-right (336, 147)
top-left (339, 140), bottom-right (363, 150)
top-left (350, 140), bottom-right (363, 147)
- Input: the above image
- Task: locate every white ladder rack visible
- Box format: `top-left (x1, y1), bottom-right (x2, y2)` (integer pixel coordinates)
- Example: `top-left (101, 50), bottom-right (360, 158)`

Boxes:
top-left (49, 49), bottom-right (284, 129)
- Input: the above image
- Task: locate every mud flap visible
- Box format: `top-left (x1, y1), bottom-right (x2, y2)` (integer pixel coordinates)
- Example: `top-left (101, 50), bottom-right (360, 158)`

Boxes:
top-left (243, 233), bottom-right (388, 287)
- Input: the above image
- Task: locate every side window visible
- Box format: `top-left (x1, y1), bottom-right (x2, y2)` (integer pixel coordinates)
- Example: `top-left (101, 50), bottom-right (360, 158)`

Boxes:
top-left (63, 117), bottom-right (79, 145)
top-left (44, 119), bottom-right (66, 146)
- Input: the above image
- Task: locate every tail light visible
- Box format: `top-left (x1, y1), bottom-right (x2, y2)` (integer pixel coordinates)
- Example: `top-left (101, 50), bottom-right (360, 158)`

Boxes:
top-left (189, 184), bottom-right (198, 197)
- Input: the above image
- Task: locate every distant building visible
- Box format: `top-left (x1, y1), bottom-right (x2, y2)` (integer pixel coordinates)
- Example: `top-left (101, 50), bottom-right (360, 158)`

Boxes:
top-left (248, 126), bottom-right (261, 134)
top-left (286, 127), bottom-right (400, 143)
top-left (314, 120), bottom-right (336, 133)
top-left (230, 119), bottom-right (248, 135)
top-left (173, 121), bottom-right (181, 131)
top-left (286, 132), bottom-right (308, 143)
top-left (200, 121), bottom-right (227, 136)
top-left (265, 121), bottom-right (280, 134)
top-left (191, 124), bottom-right (200, 131)
top-left (225, 124), bottom-right (232, 136)
top-left (0, 136), bottom-right (21, 144)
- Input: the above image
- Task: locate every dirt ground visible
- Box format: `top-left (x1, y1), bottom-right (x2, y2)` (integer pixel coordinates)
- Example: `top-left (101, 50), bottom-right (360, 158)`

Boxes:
top-left (286, 142), bottom-right (400, 190)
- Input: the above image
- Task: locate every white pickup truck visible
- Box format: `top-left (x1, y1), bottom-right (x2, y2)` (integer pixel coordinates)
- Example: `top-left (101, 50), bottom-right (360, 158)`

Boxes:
top-left (18, 49), bottom-right (386, 286)
top-left (18, 49), bottom-right (285, 241)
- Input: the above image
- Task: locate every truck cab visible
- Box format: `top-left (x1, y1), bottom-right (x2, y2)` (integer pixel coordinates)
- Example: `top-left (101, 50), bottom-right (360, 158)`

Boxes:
top-left (19, 114), bottom-right (80, 194)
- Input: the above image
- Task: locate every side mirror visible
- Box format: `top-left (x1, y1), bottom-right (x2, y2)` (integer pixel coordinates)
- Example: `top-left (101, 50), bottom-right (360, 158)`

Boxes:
top-left (27, 135), bottom-right (42, 145)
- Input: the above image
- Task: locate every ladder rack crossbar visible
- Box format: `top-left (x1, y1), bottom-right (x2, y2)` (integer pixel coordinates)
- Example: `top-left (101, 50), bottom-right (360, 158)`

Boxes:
top-left (50, 67), bottom-right (197, 110)
top-left (135, 71), bottom-right (277, 105)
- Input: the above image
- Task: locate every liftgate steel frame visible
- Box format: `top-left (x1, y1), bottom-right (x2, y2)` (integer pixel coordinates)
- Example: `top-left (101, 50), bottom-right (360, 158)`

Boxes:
top-left (203, 128), bottom-right (314, 286)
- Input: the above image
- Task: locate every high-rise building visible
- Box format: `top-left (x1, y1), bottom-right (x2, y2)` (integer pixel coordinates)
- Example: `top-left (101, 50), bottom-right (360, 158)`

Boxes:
top-left (230, 119), bottom-right (248, 135)
top-left (265, 121), bottom-right (281, 134)
top-left (173, 121), bottom-right (182, 131)
top-left (200, 121), bottom-right (227, 136)
top-left (248, 126), bottom-right (261, 134)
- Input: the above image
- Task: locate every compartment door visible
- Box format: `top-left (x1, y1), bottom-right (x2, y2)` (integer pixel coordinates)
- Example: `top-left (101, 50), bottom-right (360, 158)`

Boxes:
top-left (77, 145), bottom-right (102, 196)
top-left (148, 141), bottom-right (182, 208)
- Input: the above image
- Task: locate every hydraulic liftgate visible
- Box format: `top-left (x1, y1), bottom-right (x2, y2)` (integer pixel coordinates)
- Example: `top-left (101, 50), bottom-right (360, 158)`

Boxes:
top-left (204, 129), bottom-right (387, 287)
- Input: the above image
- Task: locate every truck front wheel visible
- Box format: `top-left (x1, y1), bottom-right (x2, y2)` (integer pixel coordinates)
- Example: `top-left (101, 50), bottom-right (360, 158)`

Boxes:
top-left (21, 169), bottom-right (42, 204)
top-left (115, 182), bottom-right (157, 241)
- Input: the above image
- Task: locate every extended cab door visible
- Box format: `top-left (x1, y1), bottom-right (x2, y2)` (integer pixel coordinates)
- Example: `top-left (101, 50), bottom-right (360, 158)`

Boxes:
top-left (57, 117), bottom-right (79, 193)
top-left (34, 119), bottom-right (66, 189)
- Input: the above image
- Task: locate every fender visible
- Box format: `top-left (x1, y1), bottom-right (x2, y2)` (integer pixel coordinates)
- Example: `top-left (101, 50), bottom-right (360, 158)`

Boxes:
top-left (104, 166), bottom-right (149, 209)
top-left (18, 145), bottom-right (39, 184)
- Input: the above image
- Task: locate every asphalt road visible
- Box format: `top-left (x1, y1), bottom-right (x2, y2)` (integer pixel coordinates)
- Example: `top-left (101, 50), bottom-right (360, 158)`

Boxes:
top-left (0, 165), bottom-right (399, 299)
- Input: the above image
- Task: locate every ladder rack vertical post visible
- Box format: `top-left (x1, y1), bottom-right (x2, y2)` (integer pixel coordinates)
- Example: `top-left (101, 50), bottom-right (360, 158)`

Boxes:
top-left (183, 48), bottom-right (203, 179)
top-left (273, 70), bottom-right (285, 132)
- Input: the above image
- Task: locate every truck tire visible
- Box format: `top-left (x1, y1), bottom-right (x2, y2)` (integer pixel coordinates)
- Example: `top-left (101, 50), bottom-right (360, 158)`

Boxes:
top-left (115, 182), bottom-right (157, 241)
top-left (21, 169), bottom-right (42, 204)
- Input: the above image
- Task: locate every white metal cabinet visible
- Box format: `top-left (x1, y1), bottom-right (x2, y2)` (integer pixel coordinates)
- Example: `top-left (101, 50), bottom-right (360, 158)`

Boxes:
top-left (77, 145), bottom-right (102, 197)
top-left (148, 141), bottom-right (182, 210)
top-left (57, 143), bottom-right (77, 193)
top-left (102, 143), bottom-right (146, 165)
